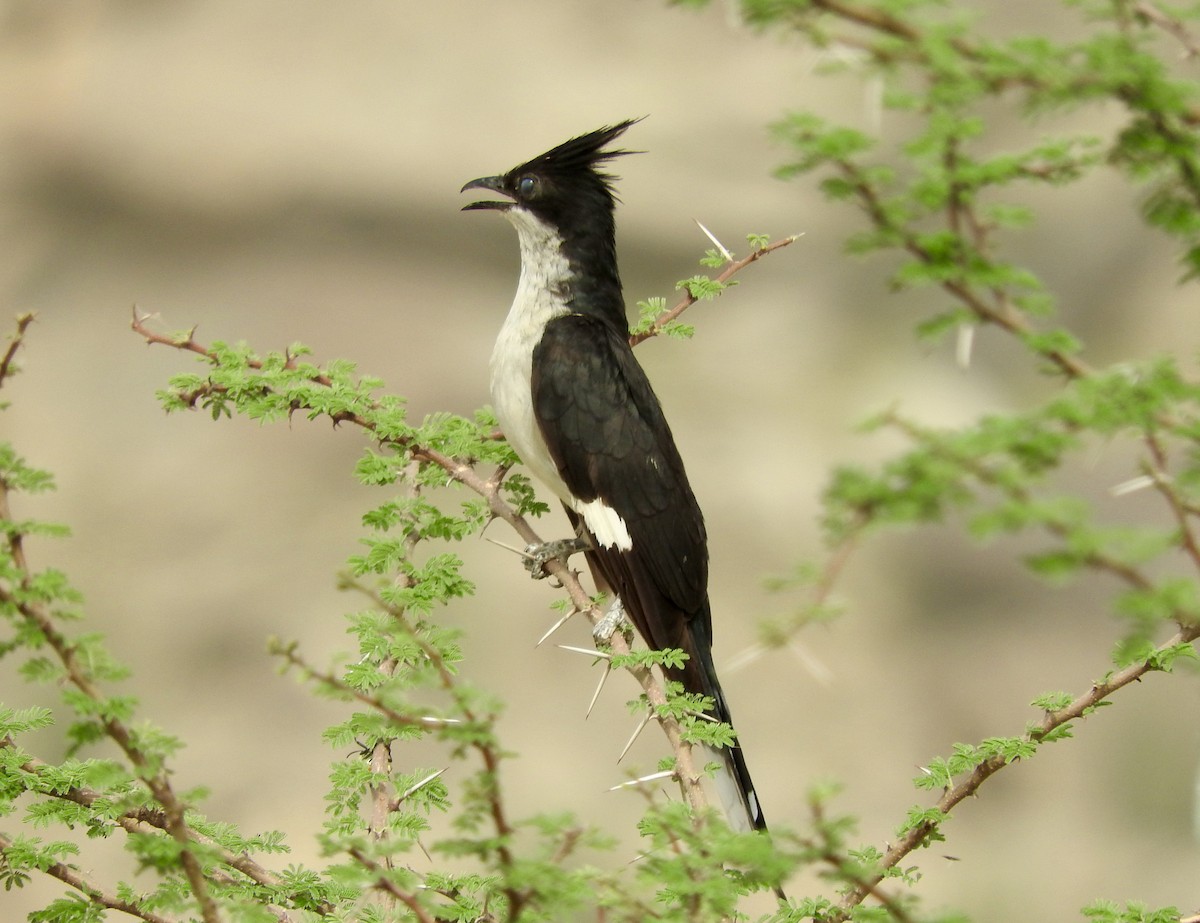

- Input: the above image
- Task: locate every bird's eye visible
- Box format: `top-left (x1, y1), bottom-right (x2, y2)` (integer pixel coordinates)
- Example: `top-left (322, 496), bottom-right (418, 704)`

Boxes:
top-left (517, 175), bottom-right (538, 197)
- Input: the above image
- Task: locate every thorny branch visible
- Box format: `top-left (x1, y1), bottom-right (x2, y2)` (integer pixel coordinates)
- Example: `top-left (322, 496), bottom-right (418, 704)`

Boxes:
top-left (0, 312), bottom-right (34, 388)
top-left (835, 624), bottom-right (1200, 915)
top-left (827, 155), bottom-right (1093, 381)
top-left (125, 240), bottom-right (792, 910)
top-left (347, 847), bottom-right (440, 923)
top-left (628, 235), bottom-right (798, 346)
top-left (0, 736), bottom-right (315, 913)
top-left (1130, 0), bottom-right (1200, 58)
top-left (182, 346), bottom-right (714, 843)
top-left (0, 477), bottom-right (226, 923)
top-left (0, 830), bottom-right (176, 923)
top-left (801, 0), bottom-right (1200, 125)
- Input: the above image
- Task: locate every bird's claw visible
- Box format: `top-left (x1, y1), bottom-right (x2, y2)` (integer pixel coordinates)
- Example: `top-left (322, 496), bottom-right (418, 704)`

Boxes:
top-left (523, 536), bottom-right (590, 580)
top-left (593, 597), bottom-right (631, 645)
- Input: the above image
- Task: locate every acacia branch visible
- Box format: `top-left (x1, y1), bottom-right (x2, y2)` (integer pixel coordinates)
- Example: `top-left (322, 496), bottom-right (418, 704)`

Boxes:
top-left (0, 312), bottom-right (35, 388)
top-left (0, 481), bottom-right (222, 923)
top-left (0, 737), bottom-right (327, 917)
top-left (129, 238), bottom-right (798, 825)
top-left (347, 847), bottom-right (440, 923)
top-left (804, 0), bottom-right (1200, 126)
top-left (0, 831), bottom-right (176, 923)
top-left (837, 625), bottom-right (1199, 914)
top-left (628, 235), bottom-right (798, 347)
top-left (1130, 0), bottom-right (1200, 58)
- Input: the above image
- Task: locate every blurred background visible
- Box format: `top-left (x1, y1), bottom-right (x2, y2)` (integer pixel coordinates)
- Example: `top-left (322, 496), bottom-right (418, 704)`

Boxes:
top-left (1, 1), bottom-right (1197, 919)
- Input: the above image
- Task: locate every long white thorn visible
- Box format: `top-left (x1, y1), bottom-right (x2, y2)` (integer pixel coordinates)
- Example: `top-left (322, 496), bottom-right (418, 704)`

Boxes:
top-left (557, 644), bottom-right (611, 660)
top-left (483, 535), bottom-right (534, 559)
top-left (536, 607), bottom-right (578, 647)
top-left (608, 769), bottom-right (675, 791)
top-left (617, 710), bottom-right (652, 763)
top-left (586, 662), bottom-right (611, 719)
top-left (397, 767), bottom-right (448, 803)
top-left (694, 218), bottom-right (733, 262)
top-left (418, 716), bottom-right (463, 727)
top-left (724, 641), bottom-right (766, 673)
top-left (790, 639), bottom-right (835, 686)
top-left (956, 323), bottom-right (975, 369)
top-left (1110, 474), bottom-right (1156, 496)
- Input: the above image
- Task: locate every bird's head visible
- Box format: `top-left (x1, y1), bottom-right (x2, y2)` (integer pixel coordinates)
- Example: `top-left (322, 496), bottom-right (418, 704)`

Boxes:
top-left (460, 119), bottom-right (642, 243)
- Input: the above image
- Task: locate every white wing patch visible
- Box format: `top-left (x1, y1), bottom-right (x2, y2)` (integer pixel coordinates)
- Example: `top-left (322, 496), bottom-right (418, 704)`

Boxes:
top-left (575, 497), bottom-right (633, 551)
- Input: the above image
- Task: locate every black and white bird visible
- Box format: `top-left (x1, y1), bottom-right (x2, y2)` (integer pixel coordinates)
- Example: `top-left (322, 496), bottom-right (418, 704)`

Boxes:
top-left (461, 120), bottom-right (767, 833)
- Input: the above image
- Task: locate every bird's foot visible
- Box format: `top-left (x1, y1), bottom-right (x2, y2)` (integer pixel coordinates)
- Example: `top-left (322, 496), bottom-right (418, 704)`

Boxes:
top-left (523, 535), bottom-right (590, 580)
top-left (593, 597), bottom-right (631, 645)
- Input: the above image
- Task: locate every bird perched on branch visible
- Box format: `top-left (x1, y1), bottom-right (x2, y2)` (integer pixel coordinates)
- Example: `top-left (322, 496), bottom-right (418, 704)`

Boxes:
top-left (461, 120), bottom-right (768, 833)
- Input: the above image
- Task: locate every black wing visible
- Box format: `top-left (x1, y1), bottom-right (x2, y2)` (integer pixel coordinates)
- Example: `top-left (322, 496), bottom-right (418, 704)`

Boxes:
top-left (531, 313), bottom-right (768, 832)
top-left (531, 312), bottom-right (708, 627)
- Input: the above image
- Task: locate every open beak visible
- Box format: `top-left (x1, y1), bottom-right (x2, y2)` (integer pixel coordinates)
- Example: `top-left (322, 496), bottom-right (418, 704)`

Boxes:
top-left (460, 175), bottom-right (513, 211)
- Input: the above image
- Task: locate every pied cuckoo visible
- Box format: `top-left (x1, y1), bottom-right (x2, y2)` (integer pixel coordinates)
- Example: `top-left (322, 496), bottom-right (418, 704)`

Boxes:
top-left (461, 120), bottom-right (767, 833)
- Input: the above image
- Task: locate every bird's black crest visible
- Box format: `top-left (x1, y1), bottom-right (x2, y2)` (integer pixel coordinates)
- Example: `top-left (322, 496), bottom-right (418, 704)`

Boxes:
top-left (460, 118), bottom-right (644, 218)
top-left (512, 118), bottom-right (644, 191)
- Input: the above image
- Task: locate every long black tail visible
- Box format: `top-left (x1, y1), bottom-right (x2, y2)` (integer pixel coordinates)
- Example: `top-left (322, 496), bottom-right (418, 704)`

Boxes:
top-left (690, 645), bottom-right (768, 833)
top-left (570, 520), bottom-right (769, 833)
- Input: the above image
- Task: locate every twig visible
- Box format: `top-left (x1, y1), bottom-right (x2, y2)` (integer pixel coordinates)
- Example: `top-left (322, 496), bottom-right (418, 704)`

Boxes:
top-left (347, 847), bottom-right (439, 923)
top-left (806, 0), bottom-right (1200, 125)
top-left (0, 831), bottom-right (176, 923)
top-left (0, 481), bottom-right (223, 923)
top-left (837, 625), bottom-right (1200, 914)
top-left (0, 736), bottom-right (319, 913)
top-left (1131, 0), bottom-right (1200, 58)
top-left (132, 244), bottom-right (800, 821)
top-left (628, 235), bottom-right (798, 346)
top-left (1141, 434), bottom-right (1200, 574)
top-left (806, 799), bottom-right (915, 923)
top-left (0, 312), bottom-right (35, 389)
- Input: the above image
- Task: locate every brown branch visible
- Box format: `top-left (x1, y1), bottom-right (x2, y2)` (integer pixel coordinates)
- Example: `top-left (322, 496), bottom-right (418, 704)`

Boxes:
top-left (0, 481), bottom-right (223, 923)
top-left (829, 157), bottom-right (1095, 382)
top-left (340, 576), bottom-right (527, 917)
top-left (1131, 0), bottom-right (1200, 58)
top-left (837, 625), bottom-right (1200, 913)
top-left (882, 411), bottom-right (1166, 595)
top-left (810, 0), bottom-right (919, 44)
top-left (134, 254), bottom-right (786, 825)
top-left (347, 847), bottom-right (439, 923)
top-left (0, 312), bottom-right (35, 389)
top-left (0, 736), bottom-right (324, 917)
top-left (628, 235), bottom-right (798, 347)
top-left (806, 799), bottom-right (915, 923)
top-left (1141, 434), bottom-right (1200, 575)
top-left (0, 830), bottom-right (176, 923)
top-left (133, 319), bottom-right (710, 823)
top-left (807, 0), bottom-right (1200, 126)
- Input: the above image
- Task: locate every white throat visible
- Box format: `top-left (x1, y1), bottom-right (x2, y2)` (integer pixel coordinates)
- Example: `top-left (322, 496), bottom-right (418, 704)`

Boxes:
top-left (489, 208), bottom-right (574, 501)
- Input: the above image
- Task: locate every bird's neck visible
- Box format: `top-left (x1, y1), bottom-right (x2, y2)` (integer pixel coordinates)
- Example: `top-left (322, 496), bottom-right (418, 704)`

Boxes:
top-left (508, 208), bottom-right (627, 333)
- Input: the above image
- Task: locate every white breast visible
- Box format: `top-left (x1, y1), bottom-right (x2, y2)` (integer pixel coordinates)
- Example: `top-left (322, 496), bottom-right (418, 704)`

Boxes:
top-left (489, 208), bottom-right (574, 503)
top-left (489, 207), bottom-right (635, 554)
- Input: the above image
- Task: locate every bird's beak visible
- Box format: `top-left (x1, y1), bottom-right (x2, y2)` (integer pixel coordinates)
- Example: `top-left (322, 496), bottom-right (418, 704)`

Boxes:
top-left (460, 175), bottom-right (513, 212)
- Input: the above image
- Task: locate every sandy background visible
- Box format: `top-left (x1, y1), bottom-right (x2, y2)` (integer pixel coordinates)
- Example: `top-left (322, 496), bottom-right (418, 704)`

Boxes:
top-left (1, 2), bottom-right (1197, 919)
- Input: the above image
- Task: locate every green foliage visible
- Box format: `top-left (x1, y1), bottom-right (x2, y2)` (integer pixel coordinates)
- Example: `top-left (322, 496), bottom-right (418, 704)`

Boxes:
top-left (5, 1), bottom-right (1200, 919)
top-left (681, 0), bottom-right (1200, 917)
top-left (1082, 900), bottom-right (1185, 923)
